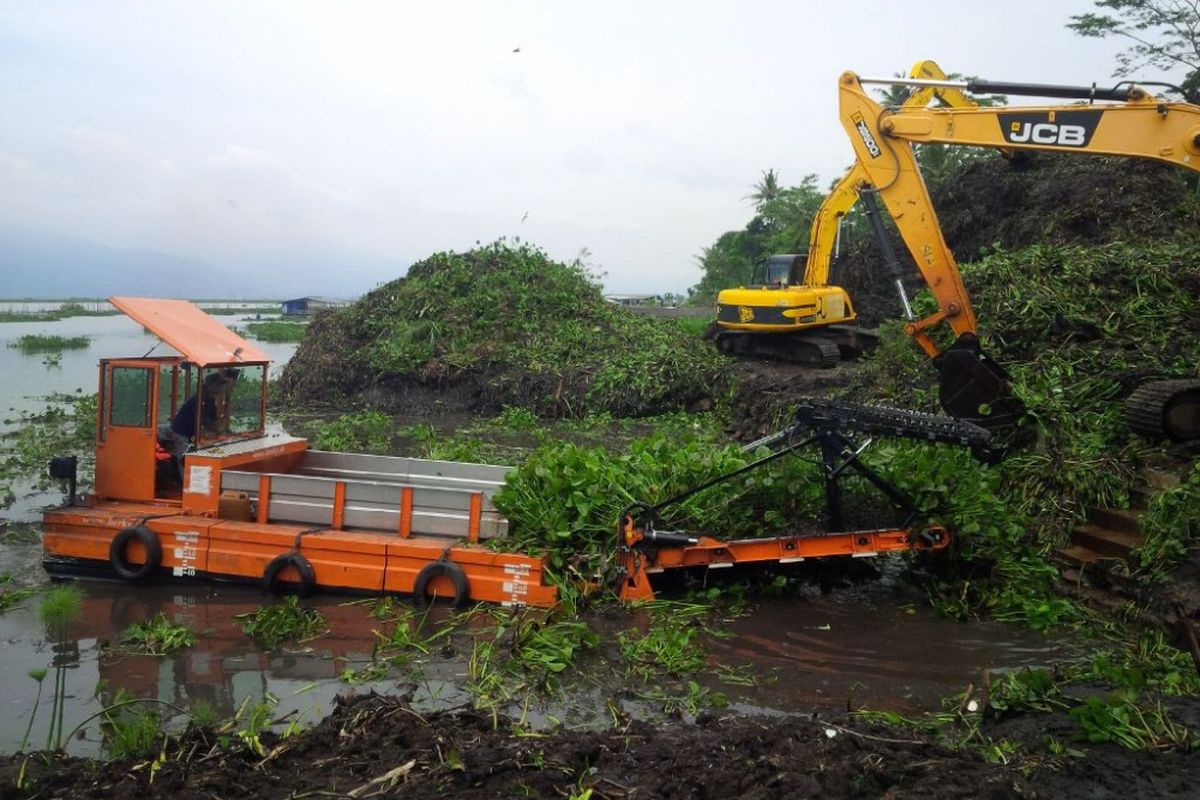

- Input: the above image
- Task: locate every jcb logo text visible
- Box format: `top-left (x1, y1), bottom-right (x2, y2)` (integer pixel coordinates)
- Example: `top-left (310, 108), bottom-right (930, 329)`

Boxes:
top-left (998, 110), bottom-right (1101, 149)
top-left (1007, 122), bottom-right (1087, 146)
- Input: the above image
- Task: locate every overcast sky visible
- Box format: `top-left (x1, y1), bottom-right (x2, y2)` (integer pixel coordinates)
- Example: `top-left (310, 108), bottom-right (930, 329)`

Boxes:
top-left (0, 1), bottom-right (1168, 296)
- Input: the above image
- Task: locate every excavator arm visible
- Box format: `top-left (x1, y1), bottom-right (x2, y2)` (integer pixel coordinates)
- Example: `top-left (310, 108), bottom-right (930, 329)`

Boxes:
top-left (801, 60), bottom-right (984, 289)
top-left (836, 70), bottom-right (1200, 427)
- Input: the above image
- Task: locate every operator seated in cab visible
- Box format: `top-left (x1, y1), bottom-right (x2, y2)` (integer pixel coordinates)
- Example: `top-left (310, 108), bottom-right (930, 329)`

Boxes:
top-left (163, 369), bottom-right (238, 455)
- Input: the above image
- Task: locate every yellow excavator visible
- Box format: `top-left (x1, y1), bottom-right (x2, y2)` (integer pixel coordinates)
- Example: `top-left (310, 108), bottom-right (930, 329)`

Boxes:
top-left (712, 60), bottom-right (981, 368)
top-left (834, 66), bottom-right (1200, 433)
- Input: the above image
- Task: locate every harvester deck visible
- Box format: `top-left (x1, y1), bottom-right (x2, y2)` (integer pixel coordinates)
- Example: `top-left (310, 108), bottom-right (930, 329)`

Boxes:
top-left (43, 449), bottom-right (557, 607)
top-left (39, 296), bottom-right (558, 608)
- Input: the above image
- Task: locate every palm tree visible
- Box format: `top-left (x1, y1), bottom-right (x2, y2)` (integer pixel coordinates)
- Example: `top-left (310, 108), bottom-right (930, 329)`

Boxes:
top-left (744, 169), bottom-right (781, 210)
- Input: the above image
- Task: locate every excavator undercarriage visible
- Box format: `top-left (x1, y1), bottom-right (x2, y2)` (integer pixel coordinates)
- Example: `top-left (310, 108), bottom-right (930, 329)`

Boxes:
top-left (709, 325), bottom-right (878, 368)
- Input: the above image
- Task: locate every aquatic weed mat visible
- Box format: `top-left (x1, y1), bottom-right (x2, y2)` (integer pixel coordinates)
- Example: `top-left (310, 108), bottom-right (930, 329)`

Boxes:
top-left (280, 240), bottom-right (727, 418)
top-left (5, 694), bottom-right (1200, 799)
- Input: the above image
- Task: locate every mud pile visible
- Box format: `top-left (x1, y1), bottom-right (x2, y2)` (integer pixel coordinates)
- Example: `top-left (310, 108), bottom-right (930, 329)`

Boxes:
top-left (835, 153), bottom-right (1200, 326)
top-left (281, 241), bottom-right (725, 417)
top-left (6, 694), bottom-right (1199, 799)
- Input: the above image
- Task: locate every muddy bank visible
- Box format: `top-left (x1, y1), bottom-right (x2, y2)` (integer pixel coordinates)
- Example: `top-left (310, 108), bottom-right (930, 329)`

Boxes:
top-left (724, 359), bottom-right (859, 441)
top-left (5, 693), bottom-right (1198, 799)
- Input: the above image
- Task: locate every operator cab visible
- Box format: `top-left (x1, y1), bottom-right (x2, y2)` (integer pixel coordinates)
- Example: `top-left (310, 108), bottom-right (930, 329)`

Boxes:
top-left (750, 254), bottom-right (805, 288)
top-left (91, 297), bottom-right (272, 505)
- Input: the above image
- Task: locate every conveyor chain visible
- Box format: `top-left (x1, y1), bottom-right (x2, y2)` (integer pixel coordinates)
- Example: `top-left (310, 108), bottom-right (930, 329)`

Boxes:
top-left (792, 398), bottom-right (992, 449)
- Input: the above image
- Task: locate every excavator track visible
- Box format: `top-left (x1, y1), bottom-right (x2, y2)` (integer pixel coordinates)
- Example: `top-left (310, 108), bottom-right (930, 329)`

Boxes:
top-left (743, 397), bottom-right (992, 457)
top-left (1123, 379), bottom-right (1200, 442)
top-left (713, 330), bottom-right (840, 368)
top-left (711, 326), bottom-right (878, 368)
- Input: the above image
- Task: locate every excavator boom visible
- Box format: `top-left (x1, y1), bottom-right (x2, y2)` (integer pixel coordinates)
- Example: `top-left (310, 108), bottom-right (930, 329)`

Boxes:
top-left (837, 70), bottom-right (1200, 429)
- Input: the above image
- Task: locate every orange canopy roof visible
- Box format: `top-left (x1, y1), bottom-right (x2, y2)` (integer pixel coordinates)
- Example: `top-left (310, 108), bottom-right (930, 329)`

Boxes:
top-left (110, 296), bottom-right (271, 366)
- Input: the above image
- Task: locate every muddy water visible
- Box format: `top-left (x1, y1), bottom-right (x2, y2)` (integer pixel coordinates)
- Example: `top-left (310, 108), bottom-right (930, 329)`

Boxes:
top-left (0, 541), bottom-right (1081, 756)
top-left (701, 584), bottom-right (1076, 712)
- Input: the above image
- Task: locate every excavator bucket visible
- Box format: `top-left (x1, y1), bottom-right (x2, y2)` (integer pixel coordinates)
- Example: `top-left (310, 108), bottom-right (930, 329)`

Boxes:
top-left (934, 334), bottom-right (1025, 430)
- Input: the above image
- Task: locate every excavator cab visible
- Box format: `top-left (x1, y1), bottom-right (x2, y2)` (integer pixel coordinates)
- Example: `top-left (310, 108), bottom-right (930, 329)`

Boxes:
top-left (749, 254), bottom-right (804, 287)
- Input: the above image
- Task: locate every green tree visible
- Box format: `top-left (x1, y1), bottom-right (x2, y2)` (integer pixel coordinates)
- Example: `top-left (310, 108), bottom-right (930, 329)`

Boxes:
top-left (690, 174), bottom-right (831, 302)
top-left (690, 232), bottom-right (753, 302)
top-left (743, 169), bottom-right (781, 210)
top-left (1068, 1), bottom-right (1199, 92)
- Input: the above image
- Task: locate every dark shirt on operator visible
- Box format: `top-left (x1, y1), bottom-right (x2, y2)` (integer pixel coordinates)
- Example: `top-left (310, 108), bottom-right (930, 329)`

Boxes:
top-left (170, 392), bottom-right (217, 439)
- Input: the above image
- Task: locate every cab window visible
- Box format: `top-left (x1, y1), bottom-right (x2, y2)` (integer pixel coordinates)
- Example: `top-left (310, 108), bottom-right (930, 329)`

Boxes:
top-left (751, 258), bottom-right (793, 286)
top-left (194, 364), bottom-right (267, 445)
top-left (109, 367), bottom-right (152, 427)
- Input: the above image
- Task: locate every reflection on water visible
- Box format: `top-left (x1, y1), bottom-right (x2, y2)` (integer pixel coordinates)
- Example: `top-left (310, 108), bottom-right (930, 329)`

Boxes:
top-left (701, 585), bottom-right (1081, 711)
top-left (0, 576), bottom-right (474, 756)
top-left (0, 562), bottom-right (1083, 756)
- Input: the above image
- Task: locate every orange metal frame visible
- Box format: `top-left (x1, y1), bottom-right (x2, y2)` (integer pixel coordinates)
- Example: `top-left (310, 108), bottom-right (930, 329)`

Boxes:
top-left (615, 521), bottom-right (950, 602)
top-left (43, 300), bottom-right (562, 607)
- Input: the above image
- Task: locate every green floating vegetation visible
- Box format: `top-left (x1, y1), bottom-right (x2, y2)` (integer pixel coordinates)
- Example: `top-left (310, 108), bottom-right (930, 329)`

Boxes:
top-left (8, 334), bottom-right (90, 354)
top-left (0, 393), bottom-right (97, 511)
top-left (494, 430), bottom-right (825, 578)
top-left (117, 612), bottom-right (197, 656)
top-left (309, 410), bottom-right (393, 453)
top-left (281, 240), bottom-right (727, 417)
top-left (467, 611), bottom-right (600, 709)
top-left (237, 596), bottom-right (327, 650)
top-left (0, 573), bottom-right (36, 613)
top-left (0, 302), bottom-right (119, 324)
top-left (618, 602), bottom-right (713, 678)
top-left (240, 320), bottom-right (308, 342)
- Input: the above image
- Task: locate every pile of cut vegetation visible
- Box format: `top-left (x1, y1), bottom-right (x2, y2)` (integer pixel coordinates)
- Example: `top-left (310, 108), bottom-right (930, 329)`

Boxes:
top-left (281, 241), bottom-right (725, 417)
top-left (835, 153), bottom-right (1200, 326)
top-left (842, 238), bottom-right (1200, 619)
top-left (933, 153), bottom-right (1200, 259)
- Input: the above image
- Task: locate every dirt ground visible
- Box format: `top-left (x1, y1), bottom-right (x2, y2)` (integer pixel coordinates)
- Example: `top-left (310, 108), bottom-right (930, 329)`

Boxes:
top-left (4, 694), bottom-right (1197, 800)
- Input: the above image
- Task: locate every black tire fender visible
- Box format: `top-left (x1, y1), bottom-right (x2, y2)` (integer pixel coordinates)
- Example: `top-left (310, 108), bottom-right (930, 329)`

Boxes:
top-left (412, 560), bottom-right (470, 608)
top-left (109, 525), bottom-right (162, 582)
top-left (262, 552), bottom-right (316, 597)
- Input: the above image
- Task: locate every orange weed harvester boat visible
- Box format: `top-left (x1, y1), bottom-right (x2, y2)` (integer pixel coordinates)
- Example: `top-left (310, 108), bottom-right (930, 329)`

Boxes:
top-left (42, 297), bottom-right (557, 607)
top-left (43, 299), bottom-right (989, 607)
